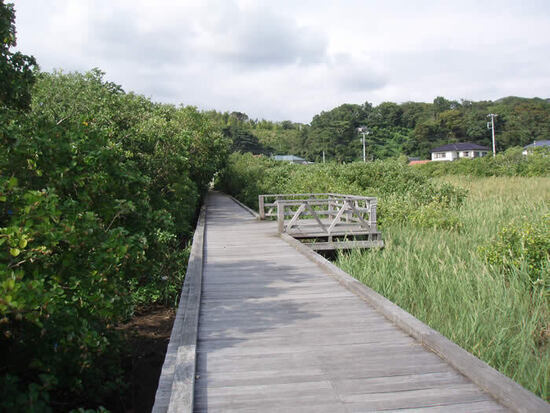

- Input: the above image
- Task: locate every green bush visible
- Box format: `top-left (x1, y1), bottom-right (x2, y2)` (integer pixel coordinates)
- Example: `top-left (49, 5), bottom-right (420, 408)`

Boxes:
top-left (480, 214), bottom-right (550, 291)
top-left (0, 70), bottom-right (229, 410)
top-left (216, 153), bottom-right (466, 229)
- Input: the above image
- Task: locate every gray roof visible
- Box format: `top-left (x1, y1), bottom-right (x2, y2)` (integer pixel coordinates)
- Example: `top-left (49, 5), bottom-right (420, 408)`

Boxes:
top-left (272, 155), bottom-right (306, 161)
top-left (431, 142), bottom-right (490, 153)
top-left (523, 140), bottom-right (550, 149)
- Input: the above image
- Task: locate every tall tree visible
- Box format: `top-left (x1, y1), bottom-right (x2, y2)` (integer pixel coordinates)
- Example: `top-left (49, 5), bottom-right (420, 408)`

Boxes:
top-left (0, 1), bottom-right (37, 111)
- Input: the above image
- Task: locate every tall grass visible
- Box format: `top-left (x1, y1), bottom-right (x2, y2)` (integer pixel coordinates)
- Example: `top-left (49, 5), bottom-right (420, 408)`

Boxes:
top-left (337, 176), bottom-right (549, 399)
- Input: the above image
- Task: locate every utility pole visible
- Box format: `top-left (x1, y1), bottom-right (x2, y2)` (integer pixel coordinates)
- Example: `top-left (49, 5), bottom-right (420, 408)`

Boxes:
top-left (357, 126), bottom-right (370, 163)
top-left (487, 114), bottom-right (498, 157)
top-left (362, 132), bottom-right (366, 163)
top-left (322, 150), bottom-right (325, 163)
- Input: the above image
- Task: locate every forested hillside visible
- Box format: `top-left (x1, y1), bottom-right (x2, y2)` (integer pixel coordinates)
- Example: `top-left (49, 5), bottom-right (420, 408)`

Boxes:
top-left (206, 96), bottom-right (550, 162)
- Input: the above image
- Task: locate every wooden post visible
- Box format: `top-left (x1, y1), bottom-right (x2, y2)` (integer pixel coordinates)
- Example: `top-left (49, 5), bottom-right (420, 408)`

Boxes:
top-left (259, 195), bottom-right (265, 219)
top-left (343, 199), bottom-right (349, 223)
top-left (277, 201), bottom-right (285, 233)
top-left (369, 199), bottom-right (377, 232)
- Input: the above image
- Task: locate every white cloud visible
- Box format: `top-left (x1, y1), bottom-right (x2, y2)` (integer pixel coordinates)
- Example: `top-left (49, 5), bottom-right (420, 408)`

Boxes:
top-left (12, 0), bottom-right (550, 122)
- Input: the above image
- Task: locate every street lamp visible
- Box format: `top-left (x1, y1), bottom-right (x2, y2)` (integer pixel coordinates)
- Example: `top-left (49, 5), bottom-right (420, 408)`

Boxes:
top-left (357, 126), bottom-right (370, 163)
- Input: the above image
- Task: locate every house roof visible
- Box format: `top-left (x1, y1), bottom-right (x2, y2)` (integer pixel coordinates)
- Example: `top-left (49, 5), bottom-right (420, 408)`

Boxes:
top-left (430, 142), bottom-right (490, 153)
top-left (409, 160), bottom-right (430, 165)
top-left (272, 155), bottom-right (306, 161)
top-left (523, 140), bottom-right (550, 149)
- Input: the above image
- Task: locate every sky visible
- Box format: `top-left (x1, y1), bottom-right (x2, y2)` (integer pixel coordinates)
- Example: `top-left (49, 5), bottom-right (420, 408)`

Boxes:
top-left (12, 0), bottom-right (550, 123)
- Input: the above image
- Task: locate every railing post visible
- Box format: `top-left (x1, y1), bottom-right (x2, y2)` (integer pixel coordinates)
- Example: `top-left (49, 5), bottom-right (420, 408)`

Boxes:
top-left (369, 199), bottom-right (377, 232)
top-left (259, 195), bottom-right (265, 219)
top-left (343, 198), bottom-right (349, 222)
top-left (277, 201), bottom-right (285, 233)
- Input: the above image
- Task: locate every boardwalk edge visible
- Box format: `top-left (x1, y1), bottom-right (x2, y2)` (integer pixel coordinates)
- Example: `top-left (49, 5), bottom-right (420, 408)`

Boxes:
top-left (279, 232), bottom-right (550, 413)
top-left (152, 205), bottom-right (206, 413)
top-left (227, 193), bottom-right (261, 219)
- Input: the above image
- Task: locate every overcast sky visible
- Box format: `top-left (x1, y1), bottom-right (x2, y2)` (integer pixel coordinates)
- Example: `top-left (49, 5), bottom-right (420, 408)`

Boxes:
top-left (12, 0), bottom-right (550, 123)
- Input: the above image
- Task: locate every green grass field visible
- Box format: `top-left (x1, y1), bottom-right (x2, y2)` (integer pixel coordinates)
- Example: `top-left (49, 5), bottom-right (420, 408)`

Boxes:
top-left (337, 176), bottom-right (550, 399)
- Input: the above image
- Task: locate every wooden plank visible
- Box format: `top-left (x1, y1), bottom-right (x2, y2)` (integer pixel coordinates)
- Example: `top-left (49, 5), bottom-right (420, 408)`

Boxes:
top-left (197, 323), bottom-right (404, 341)
top-left (327, 200), bottom-right (347, 233)
top-left (196, 330), bottom-right (426, 350)
top-left (196, 352), bottom-right (445, 375)
top-left (166, 206), bottom-right (206, 413)
top-left (194, 393), bottom-right (342, 412)
top-left (198, 307), bottom-right (385, 321)
top-left (195, 362), bottom-right (454, 387)
top-left (196, 340), bottom-right (420, 358)
top-left (381, 400), bottom-right (509, 412)
top-left (152, 207), bottom-right (206, 413)
top-left (198, 294), bottom-right (362, 311)
top-left (341, 384), bottom-right (491, 409)
top-left (199, 290), bottom-right (356, 304)
top-left (194, 386), bottom-right (341, 410)
top-left (194, 402), bottom-right (345, 413)
top-left (309, 240), bottom-right (385, 250)
top-left (286, 202), bottom-right (306, 231)
top-left (332, 371), bottom-right (470, 395)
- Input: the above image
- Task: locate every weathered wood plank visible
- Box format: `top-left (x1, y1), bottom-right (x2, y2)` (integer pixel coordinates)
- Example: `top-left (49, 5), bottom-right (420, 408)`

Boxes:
top-left (152, 206), bottom-right (206, 413)
top-left (341, 383), bottom-right (491, 408)
top-left (332, 371), bottom-right (470, 395)
top-left (197, 322), bottom-right (403, 340)
top-left (195, 339), bottom-right (418, 357)
top-left (194, 362), bottom-right (455, 388)
top-left (382, 400), bottom-right (510, 412)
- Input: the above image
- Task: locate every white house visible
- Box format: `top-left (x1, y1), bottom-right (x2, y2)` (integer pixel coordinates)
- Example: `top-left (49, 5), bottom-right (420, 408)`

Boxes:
top-left (522, 140), bottom-right (550, 155)
top-left (430, 143), bottom-right (490, 162)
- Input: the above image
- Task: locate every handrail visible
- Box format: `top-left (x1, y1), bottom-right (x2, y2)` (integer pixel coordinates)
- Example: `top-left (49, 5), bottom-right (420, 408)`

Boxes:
top-left (258, 193), bottom-right (376, 220)
top-left (152, 206), bottom-right (206, 413)
top-left (259, 193), bottom-right (378, 236)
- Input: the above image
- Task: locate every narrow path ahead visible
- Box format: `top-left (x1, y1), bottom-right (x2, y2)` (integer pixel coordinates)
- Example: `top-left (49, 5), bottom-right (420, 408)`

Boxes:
top-left (194, 192), bottom-right (507, 412)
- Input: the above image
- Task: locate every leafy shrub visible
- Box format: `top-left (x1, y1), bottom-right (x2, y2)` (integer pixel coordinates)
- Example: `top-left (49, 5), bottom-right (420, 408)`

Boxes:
top-left (216, 153), bottom-right (466, 229)
top-left (409, 200), bottom-right (462, 230)
top-left (0, 70), bottom-right (229, 410)
top-left (480, 214), bottom-right (550, 291)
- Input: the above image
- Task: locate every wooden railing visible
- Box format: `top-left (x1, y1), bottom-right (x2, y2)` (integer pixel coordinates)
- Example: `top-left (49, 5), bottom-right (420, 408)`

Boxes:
top-left (258, 193), bottom-right (329, 220)
top-left (258, 193), bottom-right (378, 238)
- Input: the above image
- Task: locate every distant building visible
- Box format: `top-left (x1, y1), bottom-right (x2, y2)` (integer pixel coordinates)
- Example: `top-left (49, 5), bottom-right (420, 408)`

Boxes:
top-left (272, 155), bottom-right (310, 164)
top-left (430, 142), bottom-right (490, 162)
top-left (409, 160), bottom-right (430, 166)
top-left (522, 140), bottom-right (550, 155)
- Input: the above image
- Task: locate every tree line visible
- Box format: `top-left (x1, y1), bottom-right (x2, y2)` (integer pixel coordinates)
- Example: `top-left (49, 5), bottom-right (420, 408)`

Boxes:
top-left (206, 96), bottom-right (550, 162)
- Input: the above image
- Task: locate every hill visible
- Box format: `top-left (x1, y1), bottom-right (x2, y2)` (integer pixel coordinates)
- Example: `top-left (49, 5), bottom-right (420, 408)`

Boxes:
top-left (205, 96), bottom-right (550, 162)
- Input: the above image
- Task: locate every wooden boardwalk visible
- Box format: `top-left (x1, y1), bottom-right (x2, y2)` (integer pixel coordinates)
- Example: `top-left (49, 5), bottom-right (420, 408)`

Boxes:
top-left (154, 192), bottom-right (549, 412)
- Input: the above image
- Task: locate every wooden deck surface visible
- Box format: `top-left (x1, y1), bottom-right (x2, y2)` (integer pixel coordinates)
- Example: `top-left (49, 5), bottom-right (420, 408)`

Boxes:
top-left (193, 192), bottom-right (509, 412)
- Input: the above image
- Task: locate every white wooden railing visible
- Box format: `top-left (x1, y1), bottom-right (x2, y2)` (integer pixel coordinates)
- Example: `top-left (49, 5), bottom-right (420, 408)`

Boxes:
top-left (258, 193), bottom-right (378, 237)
